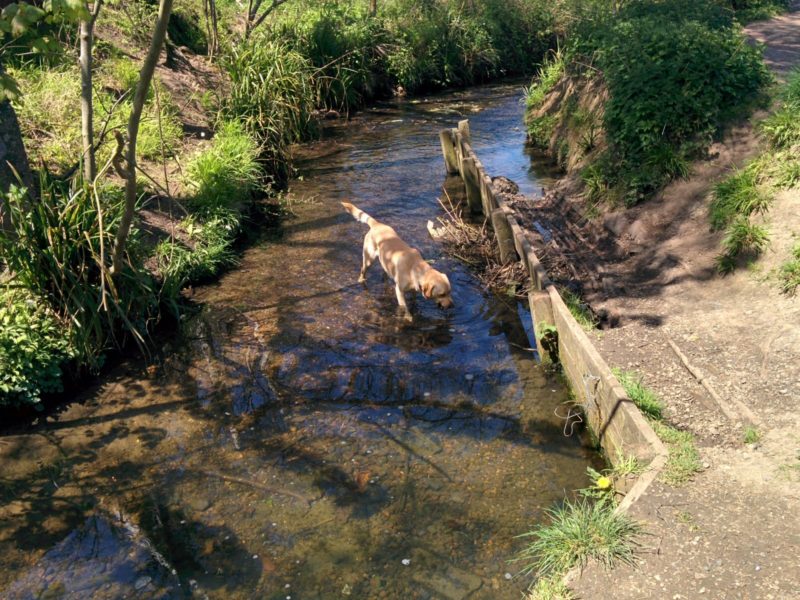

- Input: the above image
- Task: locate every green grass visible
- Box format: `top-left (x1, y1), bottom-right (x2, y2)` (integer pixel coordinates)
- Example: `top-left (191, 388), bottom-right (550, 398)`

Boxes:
top-left (11, 67), bottom-right (182, 171)
top-left (526, 575), bottom-right (574, 600)
top-left (650, 420), bottom-right (703, 486)
top-left (779, 242), bottom-right (800, 295)
top-left (608, 451), bottom-right (644, 479)
top-left (709, 162), bottom-right (773, 274)
top-left (709, 164), bottom-right (772, 231)
top-left (612, 369), bottom-right (664, 420)
top-left (560, 288), bottom-right (597, 330)
top-left (614, 366), bottom-right (701, 485)
top-left (513, 497), bottom-right (640, 579)
top-left (157, 208), bottom-right (242, 308)
top-left (525, 51), bottom-right (565, 111)
top-left (743, 426), bottom-right (761, 444)
top-left (185, 120), bottom-right (262, 209)
top-left (715, 216), bottom-right (771, 274)
top-left (223, 37), bottom-right (317, 181)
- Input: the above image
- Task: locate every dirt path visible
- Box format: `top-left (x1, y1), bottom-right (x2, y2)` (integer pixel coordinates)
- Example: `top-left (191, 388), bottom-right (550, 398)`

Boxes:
top-left (546, 7), bottom-right (800, 600)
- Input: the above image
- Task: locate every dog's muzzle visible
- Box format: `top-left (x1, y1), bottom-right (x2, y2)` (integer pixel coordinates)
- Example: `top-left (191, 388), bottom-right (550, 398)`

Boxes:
top-left (438, 296), bottom-right (454, 309)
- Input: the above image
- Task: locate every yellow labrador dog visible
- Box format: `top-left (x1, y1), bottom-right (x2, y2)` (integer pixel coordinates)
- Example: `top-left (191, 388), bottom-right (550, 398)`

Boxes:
top-left (342, 202), bottom-right (453, 317)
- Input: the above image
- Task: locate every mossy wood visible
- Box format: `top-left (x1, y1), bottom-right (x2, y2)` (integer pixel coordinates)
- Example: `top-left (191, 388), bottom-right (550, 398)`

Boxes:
top-left (441, 119), bottom-right (667, 486)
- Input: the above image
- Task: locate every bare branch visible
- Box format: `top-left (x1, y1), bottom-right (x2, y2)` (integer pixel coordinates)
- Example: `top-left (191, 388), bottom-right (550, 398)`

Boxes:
top-left (247, 0), bottom-right (290, 38)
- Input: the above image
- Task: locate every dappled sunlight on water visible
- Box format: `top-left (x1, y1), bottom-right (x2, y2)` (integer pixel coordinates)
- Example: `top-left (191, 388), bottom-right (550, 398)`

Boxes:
top-left (0, 84), bottom-right (596, 599)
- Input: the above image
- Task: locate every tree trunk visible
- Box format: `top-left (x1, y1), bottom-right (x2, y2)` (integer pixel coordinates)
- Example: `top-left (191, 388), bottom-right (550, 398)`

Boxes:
top-left (111, 0), bottom-right (174, 275)
top-left (79, 3), bottom-right (103, 183)
top-left (369, 0), bottom-right (377, 17)
top-left (0, 65), bottom-right (33, 230)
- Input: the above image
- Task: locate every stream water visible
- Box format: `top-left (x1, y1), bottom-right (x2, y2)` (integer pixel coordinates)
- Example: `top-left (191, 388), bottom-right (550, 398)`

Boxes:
top-left (0, 84), bottom-right (597, 599)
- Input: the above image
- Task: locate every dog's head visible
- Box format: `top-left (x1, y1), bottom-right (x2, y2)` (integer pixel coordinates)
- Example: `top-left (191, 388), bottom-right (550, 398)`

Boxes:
top-left (421, 269), bottom-right (453, 309)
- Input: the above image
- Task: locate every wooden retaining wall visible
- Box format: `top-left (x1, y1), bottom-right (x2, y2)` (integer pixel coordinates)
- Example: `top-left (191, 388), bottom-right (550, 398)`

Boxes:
top-left (440, 120), bottom-right (667, 487)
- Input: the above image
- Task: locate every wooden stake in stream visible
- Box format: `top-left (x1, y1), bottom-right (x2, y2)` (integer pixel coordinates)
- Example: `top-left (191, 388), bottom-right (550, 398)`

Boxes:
top-left (439, 129), bottom-right (459, 175)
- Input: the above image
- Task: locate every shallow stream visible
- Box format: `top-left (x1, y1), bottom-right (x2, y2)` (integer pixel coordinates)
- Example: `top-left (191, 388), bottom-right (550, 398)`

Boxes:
top-left (0, 84), bottom-right (597, 599)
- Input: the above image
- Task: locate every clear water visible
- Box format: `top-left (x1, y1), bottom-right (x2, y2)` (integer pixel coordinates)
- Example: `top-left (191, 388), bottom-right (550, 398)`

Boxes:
top-left (0, 83), bottom-right (596, 600)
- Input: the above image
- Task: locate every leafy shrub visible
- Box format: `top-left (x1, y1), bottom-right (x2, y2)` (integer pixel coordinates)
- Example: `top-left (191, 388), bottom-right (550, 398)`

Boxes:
top-left (185, 120), bottom-right (262, 209)
top-left (561, 0), bottom-right (771, 202)
top-left (0, 288), bottom-right (75, 407)
top-left (724, 0), bottom-right (791, 23)
top-left (0, 178), bottom-right (158, 368)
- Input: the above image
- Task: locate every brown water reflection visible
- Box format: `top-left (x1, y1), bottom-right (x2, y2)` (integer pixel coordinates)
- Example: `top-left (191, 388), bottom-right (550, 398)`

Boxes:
top-left (0, 84), bottom-right (596, 599)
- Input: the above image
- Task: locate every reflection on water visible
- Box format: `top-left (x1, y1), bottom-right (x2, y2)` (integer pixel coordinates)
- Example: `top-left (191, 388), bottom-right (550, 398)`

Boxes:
top-left (0, 83), bottom-right (596, 599)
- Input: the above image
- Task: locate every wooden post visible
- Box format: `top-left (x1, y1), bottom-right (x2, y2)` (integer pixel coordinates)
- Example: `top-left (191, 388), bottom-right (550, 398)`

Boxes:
top-left (481, 174), bottom-right (497, 213)
top-left (491, 208), bottom-right (516, 264)
top-left (461, 157), bottom-right (482, 214)
top-left (439, 129), bottom-right (459, 175)
top-left (458, 119), bottom-right (471, 143)
top-left (529, 290), bottom-right (557, 363)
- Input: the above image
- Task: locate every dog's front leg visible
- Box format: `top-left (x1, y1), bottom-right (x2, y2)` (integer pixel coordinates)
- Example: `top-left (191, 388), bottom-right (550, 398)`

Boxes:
top-left (395, 284), bottom-right (413, 321)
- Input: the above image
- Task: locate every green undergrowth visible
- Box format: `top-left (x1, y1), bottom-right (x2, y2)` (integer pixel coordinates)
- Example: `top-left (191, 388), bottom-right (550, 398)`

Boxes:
top-left (728, 0), bottom-right (791, 24)
top-left (780, 241), bottom-right (800, 295)
top-left (10, 66), bottom-right (182, 173)
top-left (514, 468), bottom-right (641, 598)
top-left (615, 368), bottom-right (702, 485)
top-left (0, 288), bottom-right (76, 408)
top-left (0, 117), bottom-right (263, 409)
top-left (711, 68), bottom-right (800, 275)
top-left (527, 0), bottom-right (771, 206)
top-left (560, 288), bottom-right (597, 331)
top-left (524, 52), bottom-right (565, 148)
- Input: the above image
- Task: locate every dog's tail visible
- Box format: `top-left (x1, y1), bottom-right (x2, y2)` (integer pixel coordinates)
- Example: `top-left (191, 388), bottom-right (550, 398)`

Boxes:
top-left (341, 202), bottom-right (377, 227)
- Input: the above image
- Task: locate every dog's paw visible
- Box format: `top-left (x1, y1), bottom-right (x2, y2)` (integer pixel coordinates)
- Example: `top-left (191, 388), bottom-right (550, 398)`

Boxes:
top-left (358, 275), bottom-right (366, 283)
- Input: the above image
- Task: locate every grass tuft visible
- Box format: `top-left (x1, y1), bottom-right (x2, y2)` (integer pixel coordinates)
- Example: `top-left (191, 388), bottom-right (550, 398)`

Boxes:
top-left (526, 575), bottom-right (574, 600)
top-left (514, 497), bottom-right (641, 578)
top-left (560, 288), bottom-right (597, 331)
top-left (614, 366), bottom-right (701, 485)
top-left (613, 368), bottom-right (663, 420)
top-left (650, 420), bottom-right (702, 486)
top-left (185, 121), bottom-right (262, 210)
top-left (709, 164), bottom-right (771, 231)
top-left (779, 242), bottom-right (800, 295)
top-left (743, 426), bottom-right (761, 444)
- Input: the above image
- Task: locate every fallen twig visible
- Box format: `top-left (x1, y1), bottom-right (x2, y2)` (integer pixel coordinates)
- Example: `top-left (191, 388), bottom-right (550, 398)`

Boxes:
top-left (666, 337), bottom-right (762, 427)
top-left (199, 469), bottom-right (313, 506)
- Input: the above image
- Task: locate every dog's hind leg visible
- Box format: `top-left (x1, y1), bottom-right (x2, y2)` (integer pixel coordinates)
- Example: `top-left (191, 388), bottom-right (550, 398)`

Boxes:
top-left (359, 236), bottom-right (376, 283)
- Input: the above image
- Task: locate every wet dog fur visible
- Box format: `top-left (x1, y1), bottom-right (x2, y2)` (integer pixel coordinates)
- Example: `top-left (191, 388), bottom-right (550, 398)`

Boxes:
top-left (342, 202), bottom-right (453, 317)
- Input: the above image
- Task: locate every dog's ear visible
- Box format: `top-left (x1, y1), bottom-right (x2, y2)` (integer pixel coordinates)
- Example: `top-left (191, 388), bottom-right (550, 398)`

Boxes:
top-left (421, 280), bottom-right (433, 298)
